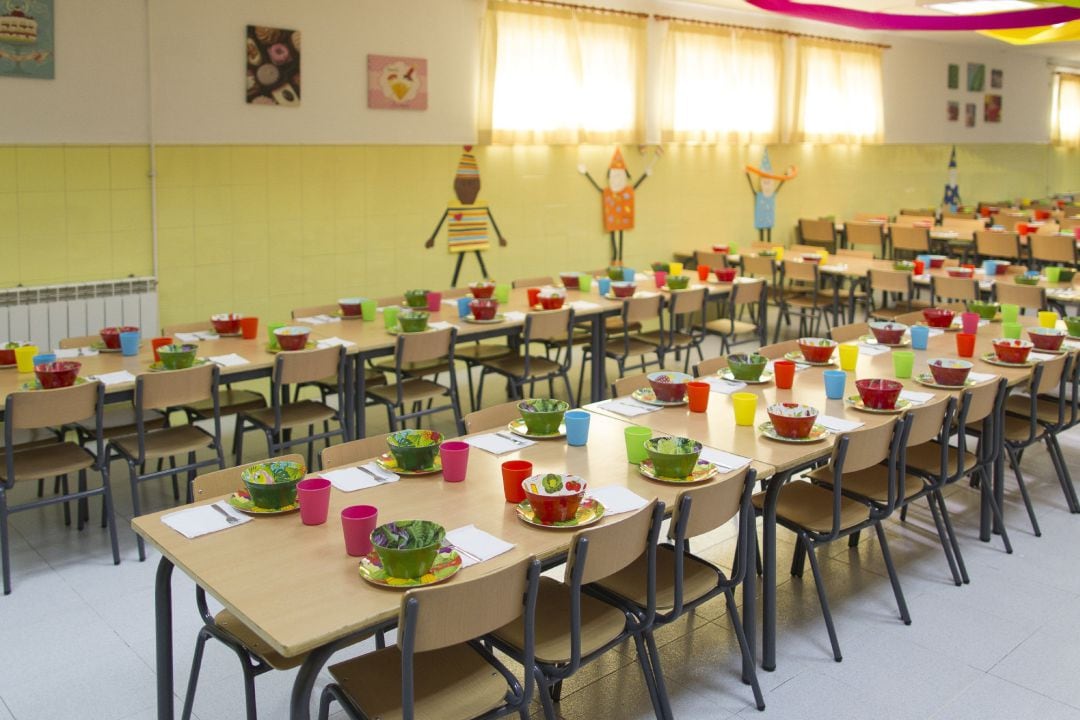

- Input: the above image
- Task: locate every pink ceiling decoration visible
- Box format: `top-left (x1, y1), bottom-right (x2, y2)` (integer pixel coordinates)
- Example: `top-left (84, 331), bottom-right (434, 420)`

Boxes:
top-left (743, 0), bottom-right (1080, 31)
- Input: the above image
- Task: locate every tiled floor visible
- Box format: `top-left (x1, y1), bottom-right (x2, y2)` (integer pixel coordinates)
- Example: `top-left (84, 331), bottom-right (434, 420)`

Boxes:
top-left (2, 334), bottom-right (1080, 719)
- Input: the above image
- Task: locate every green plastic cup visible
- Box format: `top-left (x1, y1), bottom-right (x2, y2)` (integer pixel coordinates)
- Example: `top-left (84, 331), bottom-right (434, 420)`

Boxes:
top-left (494, 283), bottom-right (511, 304)
top-left (1000, 303), bottom-right (1020, 324)
top-left (892, 350), bottom-right (915, 379)
top-left (624, 426), bottom-right (652, 464)
top-left (360, 298), bottom-right (377, 321)
top-left (1003, 322), bottom-right (1022, 339)
top-left (267, 322), bottom-right (285, 350)
top-left (1046, 266), bottom-right (1062, 284)
top-left (578, 274), bottom-right (592, 292)
top-left (383, 306), bottom-right (399, 330)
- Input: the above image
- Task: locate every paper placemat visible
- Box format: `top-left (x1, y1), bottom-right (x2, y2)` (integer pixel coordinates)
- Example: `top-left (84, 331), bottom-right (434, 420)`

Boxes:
top-left (601, 398), bottom-right (663, 417)
top-left (428, 321), bottom-right (454, 331)
top-left (322, 464), bottom-right (399, 492)
top-left (316, 336), bottom-right (356, 349)
top-left (968, 372), bottom-right (997, 383)
top-left (699, 446), bottom-right (752, 470)
top-left (1030, 351), bottom-right (1060, 362)
top-left (208, 354), bottom-right (250, 367)
top-left (503, 311), bottom-right (527, 322)
top-left (588, 486), bottom-right (649, 515)
top-left (570, 301), bottom-right (601, 311)
top-left (766, 359), bottom-right (810, 372)
top-left (54, 347), bottom-right (97, 359)
top-left (817, 415), bottom-right (864, 432)
top-left (162, 501), bottom-right (251, 539)
top-left (858, 343), bottom-right (891, 356)
top-left (700, 377), bottom-right (747, 394)
top-left (899, 390), bottom-right (935, 404)
top-left (467, 432), bottom-right (537, 455)
top-left (296, 314), bottom-right (339, 325)
top-left (445, 525), bottom-right (515, 568)
top-left (88, 370), bottom-right (137, 386)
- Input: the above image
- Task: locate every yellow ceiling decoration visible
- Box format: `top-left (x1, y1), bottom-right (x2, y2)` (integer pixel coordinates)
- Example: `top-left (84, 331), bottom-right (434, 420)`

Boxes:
top-left (978, 20), bottom-right (1080, 44)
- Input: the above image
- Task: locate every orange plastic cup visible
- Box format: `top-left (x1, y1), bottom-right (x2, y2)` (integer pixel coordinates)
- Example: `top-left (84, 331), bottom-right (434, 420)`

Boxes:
top-left (773, 359), bottom-right (796, 389)
top-left (151, 337), bottom-right (173, 363)
top-left (687, 381), bottom-right (710, 412)
top-left (527, 287), bottom-right (541, 307)
top-left (956, 332), bottom-right (976, 358)
top-left (239, 317), bottom-right (259, 340)
top-left (696, 264), bottom-right (710, 281)
top-left (501, 460), bottom-right (532, 504)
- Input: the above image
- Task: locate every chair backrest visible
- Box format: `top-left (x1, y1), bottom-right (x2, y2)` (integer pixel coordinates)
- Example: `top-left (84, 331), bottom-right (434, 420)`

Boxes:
top-left (757, 340), bottom-right (799, 359)
top-left (833, 418), bottom-right (898, 475)
top-left (463, 401), bottom-right (521, 433)
top-left (624, 294), bottom-right (662, 325)
top-left (138, 363), bottom-right (217, 411)
top-left (1061, 216), bottom-right (1080, 232)
top-left (526, 308), bottom-right (573, 343)
top-left (694, 251), bottom-right (727, 270)
top-left (892, 310), bottom-right (926, 326)
top-left (962, 377), bottom-right (1002, 424)
top-left (1035, 222), bottom-right (1060, 236)
top-left (830, 322), bottom-right (868, 343)
top-left (893, 213), bottom-right (935, 227)
top-left (741, 254), bottom-right (776, 281)
top-left (729, 278), bottom-right (765, 306)
top-left (975, 231), bottom-right (1020, 260)
top-left (836, 247), bottom-right (874, 260)
top-left (667, 287), bottom-right (707, 317)
top-left (692, 357), bottom-right (727, 377)
top-left (941, 217), bottom-right (986, 238)
top-left (675, 467), bottom-right (752, 540)
top-left (1030, 234), bottom-right (1077, 265)
top-left (162, 321), bottom-right (213, 335)
top-left (890, 225), bottom-right (930, 253)
top-left (991, 213), bottom-right (1023, 231)
top-left (613, 373), bottom-right (651, 396)
top-left (899, 208), bottom-right (935, 218)
top-left (398, 327), bottom-right (454, 365)
top-left (932, 275), bottom-right (979, 303)
top-left (320, 435), bottom-right (392, 470)
top-left (844, 222), bottom-right (882, 252)
top-left (992, 282), bottom-right (1046, 312)
top-left (513, 276), bottom-right (553, 289)
top-left (798, 218), bottom-right (835, 245)
top-left (869, 268), bottom-right (913, 295)
top-left (565, 500), bottom-right (661, 586)
top-left (59, 335), bottom-right (100, 349)
top-left (942, 210), bottom-right (977, 220)
top-left (1034, 353), bottom-right (1069, 395)
top-left (192, 453), bottom-right (306, 499)
top-left (6, 380), bottom-right (102, 430)
top-left (291, 303), bottom-right (337, 319)
top-left (276, 345), bottom-right (344, 387)
top-left (906, 396), bottom-right (953, 447)
top-left (782, 259), bottom-right (817, 285)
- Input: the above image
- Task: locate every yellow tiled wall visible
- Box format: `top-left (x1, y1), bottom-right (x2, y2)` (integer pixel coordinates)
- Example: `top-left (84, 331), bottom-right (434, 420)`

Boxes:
top-left (1, 143), bottom-right (1078, 329)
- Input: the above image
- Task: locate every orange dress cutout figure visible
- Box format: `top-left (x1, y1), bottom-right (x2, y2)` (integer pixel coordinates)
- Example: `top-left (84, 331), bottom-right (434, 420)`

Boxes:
top-left (580, 146), bottom-right (660, 263)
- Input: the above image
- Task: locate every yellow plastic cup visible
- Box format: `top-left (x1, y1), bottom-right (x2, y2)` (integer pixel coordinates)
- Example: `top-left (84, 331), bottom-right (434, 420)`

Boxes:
top-left (774, 246), bottom-right (785, 261)
top-left (14, 345), bottom-right (38, 373)
top-left (732, 392), bottom-right (758, 427)
top-left (668, 262), bottom-right (683, 276)
top-left (1038, 311), bottom-right (1060, 329)
top-left (838, 343), bottom-right (859, 371)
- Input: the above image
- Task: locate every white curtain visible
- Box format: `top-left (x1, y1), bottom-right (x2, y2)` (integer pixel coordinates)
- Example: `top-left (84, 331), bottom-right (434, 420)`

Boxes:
top-left (478, 2), bottom-right (645, 145)
top-left (660, 23), bottom-right (783, 144)
top-left (1052, 72), bottom-right (1080, 148)
top-left (792, 39), bottom-right (884, 144)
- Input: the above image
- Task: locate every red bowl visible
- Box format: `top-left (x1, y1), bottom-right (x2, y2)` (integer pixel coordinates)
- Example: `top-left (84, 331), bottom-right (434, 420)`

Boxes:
top-left (100, 326), bottom-right (139, 350)
top-left (855, 378), bottom-right (903, 410)
top-left (994, 261), bottom-right (1011, 276)
top-left (469, 282), bottom-right (495, 299)
top-left (993, 339), bottom-right (1033, 364)
top-left (714, 268), bottom-right (737, 282)
top-left (469, 299), bottom-right (499, 320)
top-left (802, 254), bottom-right (822, 264)
top-left (922, 308), bottom-right (955, 328)
top-left (210, 314), bottom-right (242, 335)
top-left (712, 245), bottom-right (730, 254)
top-left (274, 326), bottom-right (310, 351)
top-left (647, 371), bottom-right (692, 403)
top-left (538, 295), bottom-right (565, 310)
top-left (797, 338), bottom-right (837, 363)
top-left (928, 255), bottom-right (947, 268)
top-left (611, 281), bottom-right (636, 298)
top-left (34, 361), bottom-right (81, 389)
top-left (1028, 328), bottom-right (1065, 351)
top-left (522, 474), bottom-right (586, 524)
top-left (869, 321), bottom-right (907, 345)
top-left (928, 358), bottom-right (972, 386)
top-left (0, 342), bottom-right (28, 366)
top-left (558, 273), bottom-right (581, 290)
top-left (947, 268), bottom-right (974, 278)
top-left (766, 403), bottom-right (819, 439)
top-left (338, 298), bottom-right (363, 317)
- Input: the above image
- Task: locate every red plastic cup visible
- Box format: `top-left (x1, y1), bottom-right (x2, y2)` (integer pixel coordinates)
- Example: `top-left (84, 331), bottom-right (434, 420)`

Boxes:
top-left (341, 505), bottom-right (378, 556)
top-left (774, 359), bottom-right (796, 389)
top-left (297, 477), bottom-right (331, 525)
top-left (501, 460), bottom-right (532, 503)
top-left (426, 291), bottom-right (442, 312)
top-left (956, 333), bottom-right (976, 358)
top-left (440, 441), bottom-right (470, 483)
top-left (239, 317), bottom-right (259, 340)
top-left (687, 381), bottom-right (710, 412)
top-left (697, 264), bottom-right (710, 281)
top-left (151, 336), bottom-right (173, 363)
top-left (527, 287), bottom-right (541, 307)
top-left (913, 260), bottom-right (925, 275)
top-left (961, 312), bottom-right (980, 335)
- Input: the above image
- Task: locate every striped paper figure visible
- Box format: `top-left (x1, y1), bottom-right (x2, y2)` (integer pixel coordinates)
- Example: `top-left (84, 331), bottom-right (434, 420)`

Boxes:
top-left (446, 205), bottom-right (490, 253)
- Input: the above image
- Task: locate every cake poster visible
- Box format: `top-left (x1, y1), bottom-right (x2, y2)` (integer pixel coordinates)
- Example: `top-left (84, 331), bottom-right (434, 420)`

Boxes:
top-left (984, 94), bottom-right (1002, 123)
top-left (0, 0), bottom-right (54, 79)
top-left (367, 54), bottom-right (428, 110)
top-left (947, 101), bottom-right (959, 123)
top-left (246, 25), bottom-right (300, 106)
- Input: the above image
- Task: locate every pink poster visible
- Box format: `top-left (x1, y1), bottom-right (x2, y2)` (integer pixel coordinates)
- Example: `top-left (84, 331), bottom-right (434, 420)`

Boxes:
top-left (367, 54), bottom-right (427, 110)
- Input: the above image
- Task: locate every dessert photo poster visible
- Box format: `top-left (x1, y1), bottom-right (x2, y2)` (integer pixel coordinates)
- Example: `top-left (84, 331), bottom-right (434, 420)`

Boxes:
top-left (0, 0), bottom-right (54, 79)
top-left (246, 25), bottom-right (301, 106)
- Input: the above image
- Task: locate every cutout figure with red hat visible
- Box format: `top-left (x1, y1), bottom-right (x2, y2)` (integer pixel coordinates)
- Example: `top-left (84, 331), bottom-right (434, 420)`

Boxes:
top-left (578, 146), bottom-right (661, 263)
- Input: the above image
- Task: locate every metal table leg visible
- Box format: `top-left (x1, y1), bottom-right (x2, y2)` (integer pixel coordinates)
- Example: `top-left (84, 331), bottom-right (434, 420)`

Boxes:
top-left (354, 353), bottom-right (368, 439)
top-left (741, 515), bottom-right (757, 683)
top-left (762, 471), bottom-right (786, 671)
top-left (589, 314), bottom-right (607, 402)
top-left (155, 557), bottom-right (175, 720)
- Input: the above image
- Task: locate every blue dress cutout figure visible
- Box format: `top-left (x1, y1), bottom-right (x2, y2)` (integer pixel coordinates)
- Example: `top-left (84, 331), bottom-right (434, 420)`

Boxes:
top-left (745, 150), bottom-right (798, 243)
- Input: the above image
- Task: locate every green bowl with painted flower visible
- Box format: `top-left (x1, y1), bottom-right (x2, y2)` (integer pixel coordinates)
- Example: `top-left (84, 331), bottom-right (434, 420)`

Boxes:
top-left (644, 436), bottom-right (702, 479)
top-left (398, 310), bottom-right (430, 333)
top-left (666, 275), bottom-right (690, 290)
top-left (517, 398), bottom-right (569, 435)
top-left (404, 289), bottom-right (429, 308)
top-left (240, 460), bottom-right (306, 510)
top-left (966, 301), bottom-right (1000, 320)
top-left (386, 429), bottom-right (442, 471)
top-left (370, 520), bottom-right (445, 579)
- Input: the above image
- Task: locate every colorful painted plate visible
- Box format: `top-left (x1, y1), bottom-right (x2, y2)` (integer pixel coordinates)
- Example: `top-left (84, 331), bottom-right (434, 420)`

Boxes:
top-left (758, 422), bottom-right (830, 443)
top-left (334, 310), bottom-right (364, 320)
top-left (90, 341), bottom-right (138, 354)
top-left (515, 497), bottom-right (605, 529)
top-left (718, 368), bottom-right (774, 385)
top-left (631, 387), bottom-right (687, 406)
top-left (376, 452), bottom-right (443, 476)
top-left (464, 314), bottom-right (505, 324)
top-left (265, 341), bottom-right (317, 353)
top-left (386, 325), bottom-right (436, 335)
top-left (980, 351), bottom-right (1035, 368)
top-left (358, 547), bottom-right (462, 589)
top-left (226, 490), bottom-right (299, 515)
top-left (0, 363), bottom-right (17, 369)
top-left (217, 332), bottom-right (243, 338)
top-left (914, 322), bottom-right (959, 333)
top-left (858, 334), bottom-right (911, 348)
top-left (784, 351), bottom-right (836, 366)
top-left (19, 377), bottom-right (89, 391)
top-left (845, 395), bottom-right (913, 414)
top-left (148, 358), bottom-right (210, 372)
top-left (638, 459), bottom-right (719, 484)
top-left (603, 292), bottom-right (635, 300)
top-left (507, 417), bottom-right (567, 439)
top-left (913, 372), bottom-right (977, 390)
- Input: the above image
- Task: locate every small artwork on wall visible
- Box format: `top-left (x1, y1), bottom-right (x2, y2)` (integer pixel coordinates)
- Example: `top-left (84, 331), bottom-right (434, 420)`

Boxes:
top-left (991, 68), bottom-right (1003, 89)
top-left (965, 103), bottom-right (977, 128)
top-left (0, 0), bottom-right (54, 79)
top-left (967, 62), bottom-right (985, 92)
top-left (947, 64), bottom-right (959, 90)
top-left (984, 94), bottom-right (1002, 123)
top-left (947, 101), bottom-right (959, 122)
top-left (367, 54), bottom-right (428, 110)
top-left (246, 25), bottom-right (301, 107)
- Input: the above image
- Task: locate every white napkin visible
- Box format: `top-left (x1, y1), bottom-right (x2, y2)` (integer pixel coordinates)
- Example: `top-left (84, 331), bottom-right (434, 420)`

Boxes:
top-left (1030, 351), bottom-right (1060, 362)
top-left (467, 432), bottom-right (537, 455)
top-left (162, 501), bottom-right (251, 539)
top-left (926, 328), bottom-right (946, 338)
top-left (701, 377), bottom-right (746, 394)
top-left (428, 321), bottom-right (454, 330)
top-left (502, 311), bottom-right (527, 322)
top-left (968, 371), bottom-right (997, 383)
top-left (173, 332), bottom-right (202, 343)
top-left (817, 415), bottom-right (864, 432)
top-left (766, 359), bottom-right (809, 372)
top-left (322, 464), bottom-right (399, 492)
top-left (208, 353), bottom-right (249, 367)
top-left (445, 525), bottom-right (515, 568)
top-left (1064, 341), bottom-right (1080, 351)
top-left (635, 291), bottom-right (660, 299)
top-left (54, 347), bottom-right (97, 359)
top-left (296, 314), bottom-right (339, 325)
top-left (699, 446), bottom-right (752, 470)
top-left (317, 336), bottom-right (356, 349)
top-left (588, 486), bottom-right (648, 516)
top-left (913, 273), bottom-right (932, 283)
top-left (601, 398), bottom-right (662, 417)
top-left (899, 390), bottom-right (935, 404)
top-left (951, 318), bottom-right (990, 329)
top-left (858, 343), bottom-right (891, 356)
top-left (443, 299), bottom-right (461, 308)
top-left (88, 370), bottom-right (137, 386)
top-left (690, 284), bottom-right (708, 290)
top-left (570, 301), bottom-right (601, 311)
top-left (979, 281), bottom-right (995, 291)
top-left (820, 264), bottom-right (848, 273)
top-left (633, 272), bottom-right (650, 282)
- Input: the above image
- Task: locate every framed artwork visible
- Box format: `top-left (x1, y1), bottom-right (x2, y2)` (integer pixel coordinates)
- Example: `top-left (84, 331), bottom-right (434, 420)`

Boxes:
top-left (367, 54), bottom-right (428, 110)
top-left (965, 103), bottom-right (977, 128)
top-left (0, 0), bottom-right (54, 79)
top-left (967, 63), bottom-right (985, 92)
top-left (947, 101), bottom-right (959, 122)
top-left (947, 64), bottom-right (959, 90)
top-left (984, 94), bottom-right (1002, 123)
top-left (246, 25), bottom-right (301, 106)
top-left (991, 69), bottom-right (1003, 89)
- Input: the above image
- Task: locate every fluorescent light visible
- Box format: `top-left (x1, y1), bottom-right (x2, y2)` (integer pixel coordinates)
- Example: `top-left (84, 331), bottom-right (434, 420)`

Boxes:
top-left (922, 1), bottom-right (1038, 15)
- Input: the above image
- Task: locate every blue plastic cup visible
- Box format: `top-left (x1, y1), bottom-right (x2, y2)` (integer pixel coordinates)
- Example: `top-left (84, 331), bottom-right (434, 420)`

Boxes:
top-left (564, 410), bottom-right (590, 447)
top-left (457, 296), bottom-right (471, 319)
top-left (119, 331), bottom-right (140, 357)
top-left (823, 370), bottom-right (847, 400)
top-left (983, 260), bottom-right (997, 276)
top-left (622, 267), bottom-right (635, 282)
top-left (910, 324), bottom-right (930, 350)
top-left (917, 254), bottom-right (931, 268)
top-left (597, 277), bottom-right (611, 296)
top-left (32, 353), bottom-right (56, 366)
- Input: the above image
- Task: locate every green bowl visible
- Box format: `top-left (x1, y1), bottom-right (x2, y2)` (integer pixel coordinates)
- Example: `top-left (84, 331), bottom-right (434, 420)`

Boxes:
top-left (607, 266), bottom-right (625, 281)
top-left (1056, 267), bottom-right (1076, 282)
top-left (650, 262), bottom-right (670, 273)
top-left (727, 353), bottom-right (767, 381)
top-left (644, 436), bottom-right (702, 479)
top-left (398, 310), bottom-right (429, 333)
top-left (667, 275), bottom-right (690, 290)
top-left (240, 460), bottom-right (305, 510)
top-left (370, 520), bottom-right (445, 579)
top-left (404, 289), bottom-right (429, 308)
top-left (966, 301), bottom-right (1000, 320)
top-left (158, 343), bottom-right (198, 369)
top-left (386, 429), bottom-right (442, 471)
top-left (1015, 274), bottom-right (1041, 286)
top-left (893, 261), bottom-right (915, 271)
top-left (1065, 316), bottom-right (1080, 338)
top-left (517, 398), bottom-right (569, 435)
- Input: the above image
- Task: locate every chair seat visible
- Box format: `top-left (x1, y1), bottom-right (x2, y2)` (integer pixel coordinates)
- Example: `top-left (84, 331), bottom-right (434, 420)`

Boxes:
top-left (605, 318), bottom-right (643, 334)
top-left (367, 379), bottom-right (450, 405)
top-left (371, 359), bottom-right (454, 377)
top-left (328, 643), bottom-right (509, 720)
top-left (213, 609), bottom-right (307, 670)
top-left (904, 441), bottom-right (977, 476)
top-left (492, 576), bottom-right (627, 665)
top-left (0, 426), bottom-right (59, 451)
top-left (752, 481), bottom-right (871, 535)
top-left (74, 405), bottom-right (167, 439)
top-left (454, 343), bottom-right (513, 363)
top-left (479, 355), bottom-right (562, 378)
top-left (186, 389), bottom-right (266, 419)
top-left (0, 442), bottom-right (95, 483)
top-left (985, 414), bottom-right (1045, 443)
top-left (1005, 395), bottom-right (1062, 427)
top-left (808, 465), bottom-right (925, 505)
top-left (593, 545), bottom-right (719, 613)
top-left (704, 319), bottom-right (758, 336)
top-left (637, 330), bottom-right (698, 350)
top-left (783, 295), bottom-right (833, 309)
top-left (242, 401), bottom-right (337, 431)
top-left (111, 425), bottom-right (215, 461)
top-left (603, 337), bottom-right (662, 359)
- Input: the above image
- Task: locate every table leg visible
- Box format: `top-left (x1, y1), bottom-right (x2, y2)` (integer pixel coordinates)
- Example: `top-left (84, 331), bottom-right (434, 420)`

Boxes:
top-left (762, 473), bottom-right (784, 671)
top-left (155, 557), bottom-right (175, 720)
top-left (290, 644), bottom-right (338, 720)
top-left (741, 517), bottom-right (757, 684)
top-left (343, 354), bottom-right (355, 440)
top-left (589, 315), bottom-right (607, 402)
top-left (355, 354), bottom-right (368, 439)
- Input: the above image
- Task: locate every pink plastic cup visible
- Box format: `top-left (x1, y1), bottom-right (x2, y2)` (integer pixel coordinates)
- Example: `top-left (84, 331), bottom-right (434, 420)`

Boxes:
top-left (297, 477), bottom-right (331, 526)
top-left (426, 291), bottom-right (442, 312)
top-left (341, 505), bottom-right (378, 556)
top-left (440, 440), bottom-right (470, 482)
top-left (654, 270), bottom-right (668, 289)
top-left (961, 312), bottom-right (980, 335)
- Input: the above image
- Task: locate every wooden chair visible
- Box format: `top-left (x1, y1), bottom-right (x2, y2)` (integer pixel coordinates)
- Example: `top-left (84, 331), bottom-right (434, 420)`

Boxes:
top-left (291, 304), bottom-right (388, 414)
top-left (867, 268), bottom-right (928, 320)
top-left (898, 208), bottom-right (935, 219)
top-left (892, 310), bottom-right (930, 327)
top-left (942, 209), bottom-right (977, 220)
top-left (797, 218), bottom-right (837, 253)
top-left (941, 217), bottom-right (986, 238)
top-left (844, 221), bottom-right (885, 258)
top-left (1030, 234), bottom-right (1078, 268)
top-left (992, 282), bottom-right (1046, 313)
top-left (974, 230), bottom-right (1021, 263)
top-left (992, 212), bottom-right (1025, 231)
top-left (836, 248), bottom-right (874, 260)
top-left (236, 346), bottom-right (347, 468)
top-left (931, 275), bottom-right (979, 305)
top-left (462, 401), bottom-right (521, 434)
top-left (367, 328), bottom-right (464, 434)
top-left (320, 433), bottom-right (393, 470)
top-left (774, 261), bottom-right (832, 342)
top-left (829, 322), bottom-right (868, 343)
top-left (703, 279), bottom-right (767, 353)
top-left (2, 381), bottom-right (119, 594)
top-left (893, 213), bottom-right (935, 228)
top-left (694, 250), bottom-right (728, 273)
top-left (756, 340), bottom-right (800, 359)
top-left (319, 557), bottom-right (542, 720)
top-left (476, 308), bottom-right (576, 406)
top-left (612, 372), bottom-right (652, 397)
top-left (489, 502), bottom-right (668, 720)
top-left (1061, 216), bottom-right (1080, 233)
top-left (692, 356), bottom-right (728, 377)
top-left (639, 288), bottom-right (708, 373)
top-left (577, 295), bottom-right (663, 402)
top-left (512, 276), bottom-right (553, 289)
top-left (889, 224), bottom-right (930, 258)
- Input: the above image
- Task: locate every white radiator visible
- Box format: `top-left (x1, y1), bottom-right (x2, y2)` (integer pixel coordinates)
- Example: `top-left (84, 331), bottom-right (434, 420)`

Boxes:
top-left (0, 278), bottom-right (159, 351)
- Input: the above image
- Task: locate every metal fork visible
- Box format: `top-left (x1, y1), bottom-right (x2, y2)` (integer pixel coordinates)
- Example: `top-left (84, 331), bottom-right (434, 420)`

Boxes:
top-left (210, 503), bottom-right (239, 525)
top-left (495, 432), bottom-right (528, 446)
top-left (357, 465), bottom-right (394, 483)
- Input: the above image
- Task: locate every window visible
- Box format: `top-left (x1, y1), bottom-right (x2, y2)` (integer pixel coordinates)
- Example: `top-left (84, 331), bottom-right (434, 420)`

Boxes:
top-left (792, 39), bottom-right (884, 144)
top-left (660, 23), bottom-right (783, 144)
top-left (478, 2), bottom-right (645, 144)
top-left (1052, 72), bottom-right (1080, 147)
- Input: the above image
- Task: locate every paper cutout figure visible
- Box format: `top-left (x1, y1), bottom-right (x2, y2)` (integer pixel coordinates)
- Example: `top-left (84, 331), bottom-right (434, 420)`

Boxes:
top-left (425, 146), bottom-right (507, 286)
top-left (579, 146), bottom-right (661, 263)
top-left (942, 146), bottom-right (961, 212)
top-left (745, 150), bottom-right (798, 243)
